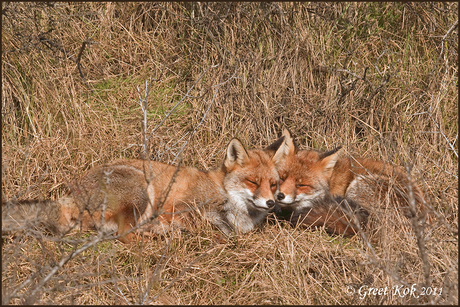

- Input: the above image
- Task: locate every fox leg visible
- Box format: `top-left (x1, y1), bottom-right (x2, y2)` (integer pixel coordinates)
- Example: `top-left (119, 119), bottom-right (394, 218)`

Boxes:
top-left (289, 196), bottom-right (369, 237)
top-left (291, 207), bottom-right (356, 236)
top-left (144, 214), bottom-right (185, 235)
top-left (114, 204), bottom-right (145, 243)
top-left (291, 207), bottom-right (355, 236)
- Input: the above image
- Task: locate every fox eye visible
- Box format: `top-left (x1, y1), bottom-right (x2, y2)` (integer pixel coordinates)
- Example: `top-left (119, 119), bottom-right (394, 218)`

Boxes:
top-left (296, 184), bottom-right (312, 189)
top-left (246, 179), bottom-right (258, 186)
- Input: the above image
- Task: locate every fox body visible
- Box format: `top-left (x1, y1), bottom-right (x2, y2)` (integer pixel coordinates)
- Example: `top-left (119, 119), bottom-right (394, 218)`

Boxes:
top-left (273, 129), bottom-right (427, 236)
top-left (3, 137), bottom-right (287, 242)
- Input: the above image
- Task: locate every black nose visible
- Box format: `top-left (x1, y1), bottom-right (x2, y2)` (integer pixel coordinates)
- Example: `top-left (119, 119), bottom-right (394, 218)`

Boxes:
top-left (277, 193), bottom-right (285, 201)
top-left (266, 200), bottom-right (275, 208)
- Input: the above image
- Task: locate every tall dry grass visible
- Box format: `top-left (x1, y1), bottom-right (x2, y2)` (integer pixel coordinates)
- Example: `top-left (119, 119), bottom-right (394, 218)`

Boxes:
top-left (2, 2), bottom-right (457, 304)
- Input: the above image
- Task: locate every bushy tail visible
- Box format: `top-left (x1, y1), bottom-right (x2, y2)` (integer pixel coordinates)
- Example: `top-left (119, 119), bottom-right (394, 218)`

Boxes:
top-left (2, 198), bottom-right (79, 235)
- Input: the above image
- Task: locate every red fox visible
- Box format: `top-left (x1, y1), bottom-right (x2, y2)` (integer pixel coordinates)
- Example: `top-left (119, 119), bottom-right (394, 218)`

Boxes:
top-left (3, 136), bottom-right (288, 243)
top-left (273, 129), bottom-right (428, 236)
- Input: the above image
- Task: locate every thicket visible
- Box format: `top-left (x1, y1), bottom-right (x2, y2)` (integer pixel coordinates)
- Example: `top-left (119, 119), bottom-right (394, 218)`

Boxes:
top-left (2, 2), bottom-right (457, 304)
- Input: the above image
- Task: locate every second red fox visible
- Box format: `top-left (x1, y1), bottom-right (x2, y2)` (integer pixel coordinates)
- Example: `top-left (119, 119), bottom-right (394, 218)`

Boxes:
top-left (273, 129), bottom-right (428, 236)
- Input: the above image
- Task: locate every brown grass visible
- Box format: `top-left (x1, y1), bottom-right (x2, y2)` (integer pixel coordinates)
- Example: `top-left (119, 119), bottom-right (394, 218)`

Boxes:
top-left (2, 2), bottom-right (457, 304)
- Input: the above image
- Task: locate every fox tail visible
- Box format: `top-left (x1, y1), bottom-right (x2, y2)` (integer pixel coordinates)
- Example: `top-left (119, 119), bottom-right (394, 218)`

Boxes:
top-left (2, 197), bottom-right (79, 235)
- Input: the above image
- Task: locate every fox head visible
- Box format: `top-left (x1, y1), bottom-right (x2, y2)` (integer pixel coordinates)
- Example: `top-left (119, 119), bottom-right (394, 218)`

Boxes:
top-left (274, 129), bottom-right (342, 210)
top-left (222, 135), bottom-right (287, 213)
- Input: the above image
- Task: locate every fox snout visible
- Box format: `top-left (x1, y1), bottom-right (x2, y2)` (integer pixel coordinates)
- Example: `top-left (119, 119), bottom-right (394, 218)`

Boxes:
top-left (252, 197), bottom-right (276, 210)
top-left (266, 199), bottom-right (275, 208)
top-left (274, 190), bottom-right (297, 207)
top-left (276, 192), bottom-right (285, 201)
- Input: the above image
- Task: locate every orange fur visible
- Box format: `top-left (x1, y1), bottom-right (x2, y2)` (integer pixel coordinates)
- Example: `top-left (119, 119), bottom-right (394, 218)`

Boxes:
top-left (4, 137), bottom-right (288, 243)
top-left (274, 129), bottom-right (429, 236)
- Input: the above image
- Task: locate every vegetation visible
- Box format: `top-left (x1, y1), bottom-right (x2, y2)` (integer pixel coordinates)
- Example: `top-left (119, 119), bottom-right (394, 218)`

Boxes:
top-left (2, 2), bottom-right (457, 304)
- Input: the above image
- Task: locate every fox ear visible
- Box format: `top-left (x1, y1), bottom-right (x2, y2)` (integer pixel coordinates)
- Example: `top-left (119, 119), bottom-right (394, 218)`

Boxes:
top-left (319, 147), bottom-right (342, 175)
top-left (270, 128), bottom-right (297, 164)
top-left (282, 128), bottom-right (297, 155)
top-left (225, 139), bottom-right (250, 170)
top-left (264, 135), bottom-right (284, 157)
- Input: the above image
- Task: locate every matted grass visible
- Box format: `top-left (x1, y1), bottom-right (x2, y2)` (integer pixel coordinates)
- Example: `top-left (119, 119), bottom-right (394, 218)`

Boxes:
top-left (2, 2), bottom-right (457, 304)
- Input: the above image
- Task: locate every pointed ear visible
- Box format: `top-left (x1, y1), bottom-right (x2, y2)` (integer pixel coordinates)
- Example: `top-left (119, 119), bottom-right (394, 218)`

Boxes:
top-left (319, 147), bottom-right (342, 176)
top-left (281, 128), bottom-right (297, 156)
top-left (264, 135), bottom-right (284, 157)
top-left (265, 129), bottom-right (297, 166)
top-left (224, 139), bottom-right (250, 170)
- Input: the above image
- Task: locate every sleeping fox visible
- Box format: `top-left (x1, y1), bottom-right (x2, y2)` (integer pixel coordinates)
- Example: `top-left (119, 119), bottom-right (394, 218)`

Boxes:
top-left (273, 129), bottom-right (429, 236)
top-left (3, 136), bottom-right (289, 243)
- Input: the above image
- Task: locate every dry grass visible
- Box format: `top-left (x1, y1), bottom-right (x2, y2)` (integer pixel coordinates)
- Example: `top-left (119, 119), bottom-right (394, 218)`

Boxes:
top-left (2, 2), bottom-right (457, 305)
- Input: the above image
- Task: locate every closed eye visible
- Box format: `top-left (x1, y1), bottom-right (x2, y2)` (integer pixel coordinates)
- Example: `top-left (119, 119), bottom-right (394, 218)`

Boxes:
top-left (246, 179), bottom-right (258, 186)
top-left (296, 184), bottom-right (312, 188)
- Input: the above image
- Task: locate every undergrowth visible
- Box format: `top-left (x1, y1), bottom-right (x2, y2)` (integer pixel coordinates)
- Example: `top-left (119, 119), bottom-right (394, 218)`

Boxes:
top-left (2, 2), bottom-right (457, 305)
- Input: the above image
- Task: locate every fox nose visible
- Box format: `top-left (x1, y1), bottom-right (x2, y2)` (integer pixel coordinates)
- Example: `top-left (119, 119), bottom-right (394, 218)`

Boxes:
top-left (277, 193), bottom-right (285, 201)
top-left (266, 200), bottom-right (275, 208)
